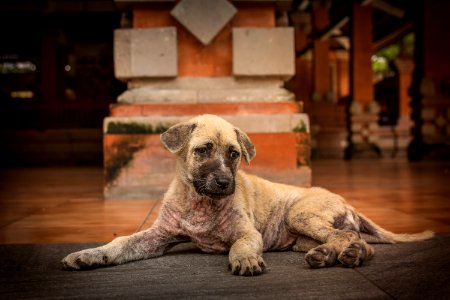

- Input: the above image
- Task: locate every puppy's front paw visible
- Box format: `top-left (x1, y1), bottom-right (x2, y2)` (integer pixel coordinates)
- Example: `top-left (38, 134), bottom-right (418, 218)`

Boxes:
top-left (305, 245), bottom-right (337, 268)
top-left (61, 248), bottom-right (109, 270)
top-left (229, 255), bottom-right (266, 276)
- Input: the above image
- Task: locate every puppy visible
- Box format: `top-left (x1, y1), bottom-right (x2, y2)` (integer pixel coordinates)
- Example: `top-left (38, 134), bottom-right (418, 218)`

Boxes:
top-left (62, 114), bottom-right (433, 275)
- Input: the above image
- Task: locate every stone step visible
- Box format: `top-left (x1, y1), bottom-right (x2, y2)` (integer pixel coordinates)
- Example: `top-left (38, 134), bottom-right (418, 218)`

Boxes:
top-left (117, 87), bottom-right (295, 103)
top-left (110, 101), bottom-right (301, 117)
top-left (104, 113), bottom-right (310, 134)
top-left (103, 112), bottom-right (311, 199)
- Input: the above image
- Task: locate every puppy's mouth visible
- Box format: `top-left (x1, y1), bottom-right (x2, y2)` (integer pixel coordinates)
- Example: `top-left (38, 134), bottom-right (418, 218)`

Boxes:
top-left (193, 176), bottom-right (235, 199)
top-left (202, 189), bottom-right (235, 199)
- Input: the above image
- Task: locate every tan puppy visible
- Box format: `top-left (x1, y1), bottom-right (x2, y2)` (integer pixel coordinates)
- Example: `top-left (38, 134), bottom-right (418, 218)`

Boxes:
top-left (62, 114), bottom-right (433, 275)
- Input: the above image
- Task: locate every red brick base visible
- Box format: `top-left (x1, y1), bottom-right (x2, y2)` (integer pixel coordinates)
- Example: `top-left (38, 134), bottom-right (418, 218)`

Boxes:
top-left (104, 132), bottom-right (310, 198)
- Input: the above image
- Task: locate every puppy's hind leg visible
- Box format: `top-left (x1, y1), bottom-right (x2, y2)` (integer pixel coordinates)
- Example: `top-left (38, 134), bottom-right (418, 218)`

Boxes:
top-left (313, 229), bottom-right (374, 268)
top-left (292, 235), bottom-right (320, 253)
top-left (287, 213), bottom-right (373, 268)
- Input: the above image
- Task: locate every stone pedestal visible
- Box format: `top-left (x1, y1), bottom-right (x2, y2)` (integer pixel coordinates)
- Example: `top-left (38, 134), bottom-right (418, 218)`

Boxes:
top-left (378, 116), bottom-right (413, 158)
top-left (345, 101), bottom-right (381, 159)
top-left (105, 0), bottom-right (311, 199)
top-left (308, 102), bottom-right (347, 159)
top-left (419, 82), bottom-right (450, 146)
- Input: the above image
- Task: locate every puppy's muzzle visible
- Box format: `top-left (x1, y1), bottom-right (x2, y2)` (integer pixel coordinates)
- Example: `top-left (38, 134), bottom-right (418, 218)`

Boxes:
top-left (194, 171), bottom-right (235, 199)
top-left (214, 176), bottom-right (231, 190)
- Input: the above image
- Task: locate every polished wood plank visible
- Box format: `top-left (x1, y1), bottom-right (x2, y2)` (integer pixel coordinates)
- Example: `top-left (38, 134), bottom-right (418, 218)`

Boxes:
top-left (0, 198), bottom-right (159, 244)
top-left (0, 160), bottom-right (449, 244)
top-left (311, 160), bottom-right (450, 233)
top-left (0, 167), bottom-right (157, 243)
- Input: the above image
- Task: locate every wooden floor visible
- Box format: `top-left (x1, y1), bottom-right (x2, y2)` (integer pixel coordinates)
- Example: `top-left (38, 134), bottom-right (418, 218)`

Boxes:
top-left (0, 160), bottom-right (449, 244)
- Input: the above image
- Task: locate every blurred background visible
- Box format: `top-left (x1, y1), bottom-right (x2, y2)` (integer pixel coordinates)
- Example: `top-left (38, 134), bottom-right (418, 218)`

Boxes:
top-left (0, 0), bottom-right (125, 166)
top-left (0, 0), bottom-right (449, 244)
top-left (0, 0), bottom-right (448, 166)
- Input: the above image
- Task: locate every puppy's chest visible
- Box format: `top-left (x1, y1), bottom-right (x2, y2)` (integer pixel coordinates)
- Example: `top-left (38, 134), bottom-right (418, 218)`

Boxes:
top-left (180, 200), bottom-right (236, 252)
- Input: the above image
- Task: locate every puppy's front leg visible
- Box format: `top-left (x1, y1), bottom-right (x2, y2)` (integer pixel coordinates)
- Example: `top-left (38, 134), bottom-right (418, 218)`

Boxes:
top-left (62, 225), bottom-right (178, 270)
top-left (229, 230), bottom-right (266, 276)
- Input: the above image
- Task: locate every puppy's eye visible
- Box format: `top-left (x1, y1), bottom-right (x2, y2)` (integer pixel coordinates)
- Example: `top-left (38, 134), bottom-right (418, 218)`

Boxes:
top-left (230, 150), bottom-right (240, 159)
top-left (195, 147), bottom-right (208, 155)
top-left (195, 143), bottom-right (213, 155)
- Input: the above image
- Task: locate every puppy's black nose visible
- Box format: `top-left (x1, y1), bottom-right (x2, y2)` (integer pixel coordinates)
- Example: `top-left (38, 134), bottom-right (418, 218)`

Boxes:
top-left (215, 177), bottom-right (230, 190)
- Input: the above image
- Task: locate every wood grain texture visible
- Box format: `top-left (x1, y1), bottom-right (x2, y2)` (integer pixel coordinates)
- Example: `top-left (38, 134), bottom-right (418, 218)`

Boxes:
top-left (0, 160), bottom-right (449, 244)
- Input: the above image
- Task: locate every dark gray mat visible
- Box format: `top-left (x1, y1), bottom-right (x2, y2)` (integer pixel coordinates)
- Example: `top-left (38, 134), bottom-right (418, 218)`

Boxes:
top-left (1, 235), bottom-right (450, 299)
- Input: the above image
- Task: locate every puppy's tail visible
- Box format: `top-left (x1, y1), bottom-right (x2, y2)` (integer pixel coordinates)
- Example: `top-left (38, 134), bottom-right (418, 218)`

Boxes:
top-left (357, 212), bottom-right (434, 244)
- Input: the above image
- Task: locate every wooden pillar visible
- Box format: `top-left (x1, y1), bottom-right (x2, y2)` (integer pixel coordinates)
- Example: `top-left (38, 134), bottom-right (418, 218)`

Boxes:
top-left (350, 2), bottom-right (373, 107)
top-left (346, 2), bottom-right (380, 159)
top-left (336, 51), bottom-right (350, 100)
top-left (381, 58), bottom-right (414, 158)
top-left (394, 58), bottom-right (414, 119)
top-left (409, 0), bottom-right (450, 160)
top-left (291, 12), bottom-right (312, 107)
top-left (295, 52), bottom-right (313, 106)
top-left (312, 0), bottom-right (330, 102)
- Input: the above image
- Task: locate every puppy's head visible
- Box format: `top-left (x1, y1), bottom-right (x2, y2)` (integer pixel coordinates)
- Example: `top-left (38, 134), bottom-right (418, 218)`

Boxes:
top-left (161, 115), bottom-right (255, 199)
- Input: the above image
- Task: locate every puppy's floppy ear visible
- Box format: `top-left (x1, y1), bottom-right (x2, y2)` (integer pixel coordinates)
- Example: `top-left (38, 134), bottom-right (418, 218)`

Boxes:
top-left (234, 128), bottom-right (256, 164)
top-left (161, 122), bottom-right (196, 153)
